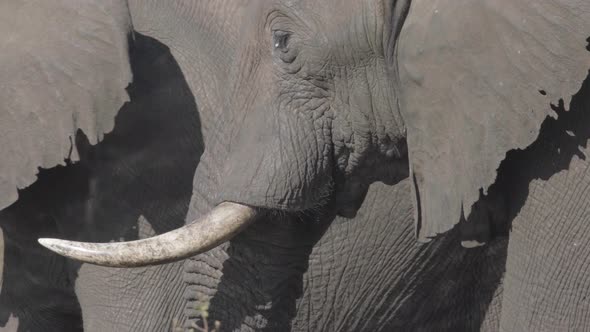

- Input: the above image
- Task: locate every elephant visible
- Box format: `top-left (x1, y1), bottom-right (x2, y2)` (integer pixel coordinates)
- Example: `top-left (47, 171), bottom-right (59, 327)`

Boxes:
top-left (2, 0), bottom-right (590, 331)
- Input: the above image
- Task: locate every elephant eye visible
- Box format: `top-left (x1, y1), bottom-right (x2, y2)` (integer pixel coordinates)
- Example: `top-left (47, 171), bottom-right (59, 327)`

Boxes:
top-left (273, 30), bottom-right (291, 51)
top-left (272, 30), bottom-right (297, 64)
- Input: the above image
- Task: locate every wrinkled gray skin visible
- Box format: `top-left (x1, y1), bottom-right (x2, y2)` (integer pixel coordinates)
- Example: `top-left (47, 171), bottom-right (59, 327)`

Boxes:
top-left (2, 0), bottom-right (590, 331)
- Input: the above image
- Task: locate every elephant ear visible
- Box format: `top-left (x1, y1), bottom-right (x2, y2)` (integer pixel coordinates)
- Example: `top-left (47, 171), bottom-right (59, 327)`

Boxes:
top-left (396, 0), bottom-right (590, 241)
top-left (0, 0), bottom-right (132, 210)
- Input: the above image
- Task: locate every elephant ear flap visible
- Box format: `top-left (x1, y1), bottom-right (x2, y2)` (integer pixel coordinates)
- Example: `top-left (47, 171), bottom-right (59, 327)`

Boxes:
top-left (0, 0), bottom-right (133, 209)
top-left (396, 0), bottom-right (590, 241)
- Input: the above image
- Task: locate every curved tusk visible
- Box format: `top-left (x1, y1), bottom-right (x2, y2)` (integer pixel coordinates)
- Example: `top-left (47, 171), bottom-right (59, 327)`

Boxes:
top-left (38, 202), bottom-right (258, 268)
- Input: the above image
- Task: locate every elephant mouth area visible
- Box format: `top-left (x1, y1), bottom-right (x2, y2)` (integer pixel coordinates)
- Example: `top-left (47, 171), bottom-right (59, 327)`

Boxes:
top-left (223, 198), bottom-right (334, 223)
top-left (216, 170), bottom-right (337, 217)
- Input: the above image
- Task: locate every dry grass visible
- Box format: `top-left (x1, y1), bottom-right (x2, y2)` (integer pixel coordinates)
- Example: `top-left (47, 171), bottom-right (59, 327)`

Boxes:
top-left (172, 302), bottom-right (221, 332)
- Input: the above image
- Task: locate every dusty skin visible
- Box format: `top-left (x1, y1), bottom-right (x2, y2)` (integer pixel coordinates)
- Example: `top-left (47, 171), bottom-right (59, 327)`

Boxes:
top-left (1, 0), bottom-right (590, 331)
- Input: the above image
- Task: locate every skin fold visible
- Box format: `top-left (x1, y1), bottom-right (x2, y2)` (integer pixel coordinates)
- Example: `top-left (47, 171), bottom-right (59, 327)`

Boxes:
top-left (2, 0), bottom-right (590, 331)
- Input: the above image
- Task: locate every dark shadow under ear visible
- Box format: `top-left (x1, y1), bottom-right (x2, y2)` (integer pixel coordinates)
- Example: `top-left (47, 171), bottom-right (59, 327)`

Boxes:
top-left (0, 185), bottom-right (83, 332)
top-left (461, 65), bottom-right (590, 246)
top-left (0, 32), bottom-right (204, 331)
top-left (396, 1), bottom-right (590, 242)
top-left (0, 0), bottom-right (133, 210)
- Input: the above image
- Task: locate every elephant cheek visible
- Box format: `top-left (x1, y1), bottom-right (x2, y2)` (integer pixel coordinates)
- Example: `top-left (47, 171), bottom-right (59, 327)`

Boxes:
top-left (216, 108), bottom-right (333, 212)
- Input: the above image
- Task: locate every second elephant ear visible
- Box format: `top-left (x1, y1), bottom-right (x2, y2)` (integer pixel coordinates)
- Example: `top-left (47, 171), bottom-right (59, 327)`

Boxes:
top-left (396, 0), bottom-right (590, 241)
top-left (0, 0), bottom-right (133, 210)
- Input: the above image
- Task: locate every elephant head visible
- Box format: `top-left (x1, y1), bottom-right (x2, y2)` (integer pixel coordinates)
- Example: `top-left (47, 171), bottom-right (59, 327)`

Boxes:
top-left (35, 0), bottom-right (590, 267)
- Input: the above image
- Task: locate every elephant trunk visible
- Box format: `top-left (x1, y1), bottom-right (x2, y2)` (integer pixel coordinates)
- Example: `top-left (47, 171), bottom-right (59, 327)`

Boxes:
top-left (38, 202), bottom-right (258, 267)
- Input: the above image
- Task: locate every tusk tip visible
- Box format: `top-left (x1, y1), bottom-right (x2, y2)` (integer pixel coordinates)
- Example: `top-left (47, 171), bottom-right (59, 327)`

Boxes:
top-left (38, 238), bottom-right (55, 245)
top-left (38, 238), bottom-right (103, 263)
top-left (38, 238), bottom-right (73, 255)
top-left (38, 237), bottom-right (55, 248)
